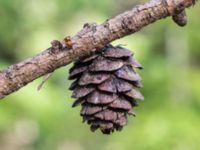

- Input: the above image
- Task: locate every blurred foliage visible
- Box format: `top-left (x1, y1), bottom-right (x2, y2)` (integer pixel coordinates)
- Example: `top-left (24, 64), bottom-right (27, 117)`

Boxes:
top-left (0, 0), bottom-right (200, 150)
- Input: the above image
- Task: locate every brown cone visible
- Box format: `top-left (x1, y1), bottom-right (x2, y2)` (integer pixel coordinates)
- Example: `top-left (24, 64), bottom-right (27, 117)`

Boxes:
top-left (68, 44), bottom-right (143, 134)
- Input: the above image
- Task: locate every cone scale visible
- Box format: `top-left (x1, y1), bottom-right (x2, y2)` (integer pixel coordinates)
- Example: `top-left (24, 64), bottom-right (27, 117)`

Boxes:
top-left (68, 45), bottom-right (143, 134)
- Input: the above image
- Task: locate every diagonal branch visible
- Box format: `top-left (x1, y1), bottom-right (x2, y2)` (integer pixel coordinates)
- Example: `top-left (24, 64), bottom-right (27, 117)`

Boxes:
top-left (0, 0), bottom-right (197, 99)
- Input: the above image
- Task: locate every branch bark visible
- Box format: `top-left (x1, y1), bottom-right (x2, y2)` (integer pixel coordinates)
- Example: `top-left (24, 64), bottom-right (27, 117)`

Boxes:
top-left (0, 0), bottom-right (197, 99)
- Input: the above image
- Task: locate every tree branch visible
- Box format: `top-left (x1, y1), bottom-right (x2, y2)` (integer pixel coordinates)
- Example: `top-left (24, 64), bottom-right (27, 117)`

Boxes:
top-left (0, 0), bottom-right (197, 99)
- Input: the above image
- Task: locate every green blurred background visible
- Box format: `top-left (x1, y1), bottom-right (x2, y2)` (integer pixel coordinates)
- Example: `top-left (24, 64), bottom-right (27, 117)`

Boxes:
top-left (0, 0), bottom-right (200, 150)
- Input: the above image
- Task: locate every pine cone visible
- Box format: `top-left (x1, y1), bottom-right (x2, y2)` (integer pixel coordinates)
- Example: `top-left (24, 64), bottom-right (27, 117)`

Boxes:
top-left (68, 45), bottom-right (143, 134)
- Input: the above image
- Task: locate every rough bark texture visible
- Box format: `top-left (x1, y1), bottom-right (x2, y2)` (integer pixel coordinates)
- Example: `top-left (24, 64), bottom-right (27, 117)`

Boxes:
top-left (0, 0), bottom-right (197, 99)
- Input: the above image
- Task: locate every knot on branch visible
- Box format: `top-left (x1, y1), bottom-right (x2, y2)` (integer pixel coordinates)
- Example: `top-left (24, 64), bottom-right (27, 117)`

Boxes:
top-left (172, 10), bottom-right (187, 26)
top-left (50, 40), bottom-right (63, 54)
top-left (171, 1), bottom-right (187, 26)
top-left (76, 22), bottom-right (98, 38)
top-left (121, 14), bottom-right (141, 33)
